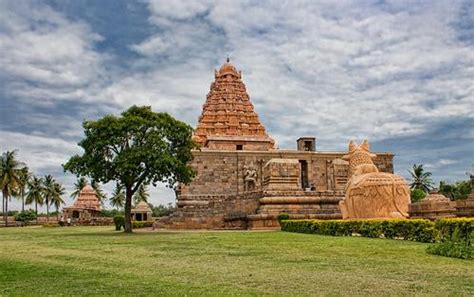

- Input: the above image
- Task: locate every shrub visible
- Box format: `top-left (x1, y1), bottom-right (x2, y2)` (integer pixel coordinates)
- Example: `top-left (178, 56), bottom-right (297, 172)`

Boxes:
top-left (113, 215), bottom-right (125, 231)
top-left (427, 238), bottom-right (472, 259)
top-left (427, 218), bottom-right (473, 259)
top-left (277, 213), bottom-right (289, 223)
top-left (280, 219), bottom-right (437, 243)
top-left (132, 221), bottom-right (153, 229)
top-left (410, 188), bottom-right (426, 203)
top-left (434, 218), bottom-right (474, 242)
top-left (14, 210), bottom-right (37, 226)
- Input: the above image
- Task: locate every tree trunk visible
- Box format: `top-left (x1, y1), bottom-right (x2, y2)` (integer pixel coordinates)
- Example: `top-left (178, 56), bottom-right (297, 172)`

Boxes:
top-left (46, 199), bottom-right (49, 222)
top-left (35, 201), bottom-right (38, 225)
top-left (4, 191), bottom-right (8, 228)
top-left (124, 187), bottom-right (133, 233)
top-left (22, 192), bottom-right (25, 212)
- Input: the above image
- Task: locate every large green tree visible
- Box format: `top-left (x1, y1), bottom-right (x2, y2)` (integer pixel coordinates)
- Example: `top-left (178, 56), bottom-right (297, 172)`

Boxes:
top-left (408, 164), bottom-right (433, 192)
top-left (25, 176), bottom-right (44, 224)
top-left (0, 151), bottom-right (24, 226)
top-left (64, 106), bottom-right (195, 233)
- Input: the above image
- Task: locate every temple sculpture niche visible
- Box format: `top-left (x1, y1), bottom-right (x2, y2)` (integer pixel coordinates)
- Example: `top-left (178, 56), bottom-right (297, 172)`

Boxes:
top-left (155, 60), bottom-right (395, 229)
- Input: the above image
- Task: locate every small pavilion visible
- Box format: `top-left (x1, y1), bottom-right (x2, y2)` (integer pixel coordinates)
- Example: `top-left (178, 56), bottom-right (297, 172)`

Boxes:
top-left (131, 201), bottom-right (153, 221)
top-left (63, 185), bottom-right (102, 220)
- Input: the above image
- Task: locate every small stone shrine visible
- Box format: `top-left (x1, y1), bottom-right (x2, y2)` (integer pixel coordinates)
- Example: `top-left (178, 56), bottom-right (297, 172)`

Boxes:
top-left (63, 185), bottom-right (101, 220)
top-left (409, 191), bottom-right (456, 219)
top-left (131, 201), bottom-right (153, 222)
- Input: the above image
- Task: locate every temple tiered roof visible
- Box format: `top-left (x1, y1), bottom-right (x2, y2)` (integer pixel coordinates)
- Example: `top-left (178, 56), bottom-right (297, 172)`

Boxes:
top-left (193, 59), bottom-right (275, 151)
top-left (68, 185), bottom-right (101, 212)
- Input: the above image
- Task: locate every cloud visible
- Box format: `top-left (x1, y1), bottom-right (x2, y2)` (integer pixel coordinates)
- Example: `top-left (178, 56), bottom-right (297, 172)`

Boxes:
top-left (0, 0), bottom-right (473, 211)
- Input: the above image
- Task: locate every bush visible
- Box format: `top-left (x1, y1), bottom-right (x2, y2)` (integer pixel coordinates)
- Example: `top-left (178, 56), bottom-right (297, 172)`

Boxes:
top-left (280, 219), bottom-right (437, 243)
top-left (427, 218), bottom-right (473, 259)
top-left (434, 218), bottom-right (474, 242)
top-left (113, 215), bottom-right (125, 231)
top-left (410, 188), bottom-right (426, 203)
top-left (132, 221), bottom-right (153, 229)
top-left (14, 210), bottom-right (37, 226)
top-left (427, 239), bottom-right (472, 259)
top-left (277, 213), bottom-right (289, 223)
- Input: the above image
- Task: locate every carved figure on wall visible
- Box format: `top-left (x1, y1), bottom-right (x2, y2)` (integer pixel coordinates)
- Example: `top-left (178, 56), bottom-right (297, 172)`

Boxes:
top-left (243, 165), bottom-right (258, 191)
top-left (339, 140), bottom-right (410, 219)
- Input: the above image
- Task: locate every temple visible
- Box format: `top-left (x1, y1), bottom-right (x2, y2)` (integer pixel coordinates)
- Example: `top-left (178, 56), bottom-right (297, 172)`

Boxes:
top-left (63, 185), bottom-right (101, 221)
top-left (156, 60), bottom-right (395, 229)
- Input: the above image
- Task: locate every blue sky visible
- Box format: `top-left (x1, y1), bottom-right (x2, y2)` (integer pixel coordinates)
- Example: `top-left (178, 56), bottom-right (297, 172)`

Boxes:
top-left (0, 0), bottom-right (473, 210)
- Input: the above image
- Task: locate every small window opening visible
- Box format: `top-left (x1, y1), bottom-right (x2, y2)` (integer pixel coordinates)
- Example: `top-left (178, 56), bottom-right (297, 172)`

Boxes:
top-left (236, 144), bottom-right (243, 150)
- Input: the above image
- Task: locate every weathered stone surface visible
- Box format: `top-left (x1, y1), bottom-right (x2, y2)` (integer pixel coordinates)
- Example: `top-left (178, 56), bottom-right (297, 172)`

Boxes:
top-left (155, 62), bottom-right (396, 229)
top-left (63, 185), bottom-right (101, 220)
top-left (339, 140), bottom-right (410, 219)
top-left (409, 191), bottom-right (456, 219)
top-left (193, 59), bottom-right (274, 151)
top-left (455, 174), bottom-right (474, 217)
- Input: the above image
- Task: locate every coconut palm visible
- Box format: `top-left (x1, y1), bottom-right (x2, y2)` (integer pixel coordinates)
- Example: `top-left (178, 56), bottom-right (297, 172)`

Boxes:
top-left (25, 176), bottom-right (44, 224)
top-left (91, 180), bottom-right (107, 204)
top-left (70, 177), bottom-right (87, 199)
top-left (51, 182), bottom-right (65, 220)
top-left (15, 167), bottom-right (31, 212)
top-left (408, 164), bottom-right (433, 192)
top-left (110, 183), bottom-right (125, 210)
top-left (0, 151), bottom-right (23, 226)
top-left (133, 184), bottom-right (149, 205)
top-left (42, 175), bottom-right (56, 221)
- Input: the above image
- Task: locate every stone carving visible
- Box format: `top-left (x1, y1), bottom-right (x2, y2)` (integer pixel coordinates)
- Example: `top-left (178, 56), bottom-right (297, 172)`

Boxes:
top-left (243, 165), bottom-right (258, 191)
top-left (339, 140), bottom-right (410, 219)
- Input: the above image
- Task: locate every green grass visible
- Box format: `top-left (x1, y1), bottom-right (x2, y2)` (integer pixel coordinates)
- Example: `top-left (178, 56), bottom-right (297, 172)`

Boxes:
top-left (0, 227), bottom-right (473, 296)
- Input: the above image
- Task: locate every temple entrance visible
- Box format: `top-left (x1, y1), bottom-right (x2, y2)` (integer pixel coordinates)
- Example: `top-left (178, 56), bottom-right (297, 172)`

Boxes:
top-left (72, 211), bottom-right (80, 219)
top-left (135, 213), bottom-right (142, 221)
top-left (299, 160), bottom-right (308, 189)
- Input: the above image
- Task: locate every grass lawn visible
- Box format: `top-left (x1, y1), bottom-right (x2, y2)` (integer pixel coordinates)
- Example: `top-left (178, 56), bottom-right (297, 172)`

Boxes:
top-left (0, 226), bottom-right (472, 296)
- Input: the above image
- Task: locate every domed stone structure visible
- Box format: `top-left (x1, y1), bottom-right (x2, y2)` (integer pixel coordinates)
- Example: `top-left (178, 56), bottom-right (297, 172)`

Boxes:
top-left (131, 201), bottom-right (153, 222)
top-left (63, 185), bottom-right (101, 220)
top-left (409, 191), bottom-right (456, 219)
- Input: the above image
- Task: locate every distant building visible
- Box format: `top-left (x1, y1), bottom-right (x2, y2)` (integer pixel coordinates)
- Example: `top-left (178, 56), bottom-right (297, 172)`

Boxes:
top-left (156, 60), bottom-right (394, 229)
top-left (131, 201), bottom-right (153, 222)
top-left (63, 185), bottom-right (101, 220)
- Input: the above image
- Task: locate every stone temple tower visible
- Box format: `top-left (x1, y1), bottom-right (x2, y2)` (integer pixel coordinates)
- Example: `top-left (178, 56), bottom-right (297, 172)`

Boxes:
top-left (193, 59), bottom-right (275, 151)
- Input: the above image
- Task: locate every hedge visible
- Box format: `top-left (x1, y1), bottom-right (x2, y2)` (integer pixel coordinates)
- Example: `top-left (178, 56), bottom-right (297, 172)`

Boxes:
top-left (281, 218), bottom-right (474, 245)
top-left (132, 221), bottom-right (154, 229)
top-left (280, 219), bottom-right (437, 243)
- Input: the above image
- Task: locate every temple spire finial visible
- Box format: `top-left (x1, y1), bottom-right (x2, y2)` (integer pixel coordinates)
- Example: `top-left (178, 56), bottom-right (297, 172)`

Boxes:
top-left (226, 54), bottom-right (230, 63)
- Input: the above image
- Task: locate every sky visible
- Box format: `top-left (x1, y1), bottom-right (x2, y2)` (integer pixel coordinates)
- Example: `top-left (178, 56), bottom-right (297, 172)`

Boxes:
top-left (0, 0), bottom-right (473, 211)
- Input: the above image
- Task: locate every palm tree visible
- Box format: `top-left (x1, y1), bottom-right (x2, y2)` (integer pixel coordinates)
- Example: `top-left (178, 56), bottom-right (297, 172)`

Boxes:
top-left (91, 180), bottom-right (107, 204)
top-left (133, 184), bottom-right (149, 205)
top-left (110, 183), bottom-right (125, 210)
top-left (51, 182), bottom-right (65, 220)
top-left (25, 176), bottom-right (44, 224)
top-left (0, 151), bottom-right (23, 226)
top-left (42, 175), bottom-right (56, 221)
top-left (16, 167), bottom-right (31, 212)
top-left (70, 177), bottom-right (87, 199)
top-left (408, 164), bottom-right (433, 192)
